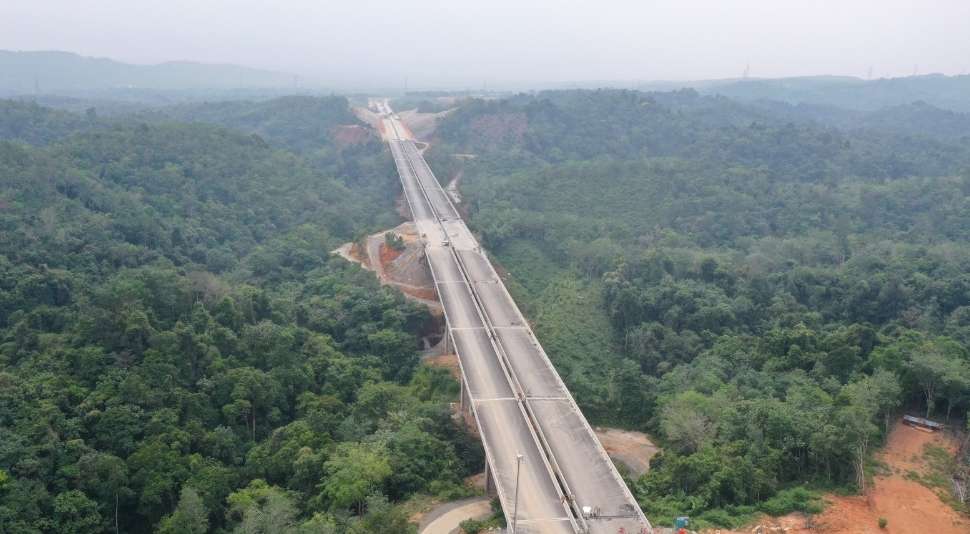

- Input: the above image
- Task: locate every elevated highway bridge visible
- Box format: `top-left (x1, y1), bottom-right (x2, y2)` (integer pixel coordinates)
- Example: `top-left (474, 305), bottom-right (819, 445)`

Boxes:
top-left (377, 101), bottom-right (652, 534)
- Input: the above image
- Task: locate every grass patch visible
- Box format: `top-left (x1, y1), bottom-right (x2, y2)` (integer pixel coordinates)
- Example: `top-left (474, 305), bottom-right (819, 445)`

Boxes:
top-left (758, 487), bottom-right (825, 516)
top-left (640, 486), bottom-right (825, 530)
top-left (428, 480), bottom-right (478, 501)
top-left (396, 484), bottom-right (480, 526)
top-left (867, 457), bottom-right (892, 478)
top-left (910, 444), bottom-right (970, 514)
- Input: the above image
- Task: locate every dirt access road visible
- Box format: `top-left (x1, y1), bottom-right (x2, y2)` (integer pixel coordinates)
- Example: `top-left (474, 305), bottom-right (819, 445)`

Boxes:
top-left (417, 497), bottom-right (491, 534)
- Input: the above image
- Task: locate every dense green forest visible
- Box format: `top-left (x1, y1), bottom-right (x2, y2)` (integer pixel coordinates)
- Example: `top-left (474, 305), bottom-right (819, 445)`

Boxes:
top-left (141, 96), bottom-right (359, 153)
top-left (0, 98), bottom-right (481, 533)
top-left (5, 85), bottom-right (970, 532)
top-left (0, 100), bottom-right (101, 145)
top-left (428, 89), bottom-right (970, 526)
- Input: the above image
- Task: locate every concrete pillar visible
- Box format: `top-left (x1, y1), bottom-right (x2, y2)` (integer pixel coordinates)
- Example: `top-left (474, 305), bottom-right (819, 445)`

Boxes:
top-left (459, 374), bottom-right (466, 414)
top-left (485, 463), bottom-right (498, 498)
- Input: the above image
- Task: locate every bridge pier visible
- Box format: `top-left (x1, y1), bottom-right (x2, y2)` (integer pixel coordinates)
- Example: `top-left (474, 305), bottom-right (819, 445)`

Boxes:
top-left (459, 376), bottom-right (472, 417)
top-left (484, 462), bottom-right (498, 498)
top-left (459, 371), bottom-right (466, 414)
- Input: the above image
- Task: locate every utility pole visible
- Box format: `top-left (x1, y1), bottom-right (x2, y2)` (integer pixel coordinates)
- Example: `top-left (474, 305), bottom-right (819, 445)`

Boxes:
top-left (512, 453), bottom-right (523, 534)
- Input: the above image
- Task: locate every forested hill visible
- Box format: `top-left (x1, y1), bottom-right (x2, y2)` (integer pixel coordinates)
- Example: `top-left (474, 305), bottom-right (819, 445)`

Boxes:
top-left (429, 89), bottom-right (970, 527)
top-left (437, 89), bottom-right (970, 166)
top-left (137, 96), bottom-right (388, 191)
top-left (0, 101), bottom-right (480, 533)
top-left (140, 96), bottom-right (364, 154)
top-left (0, 99), bottom-right (100, 145)
top-left (434, 90), bottom-right (970, 246)
top-left (1, 95), bottom-right (373, 148)
top-left (748, 99), bottom-right (970, 141)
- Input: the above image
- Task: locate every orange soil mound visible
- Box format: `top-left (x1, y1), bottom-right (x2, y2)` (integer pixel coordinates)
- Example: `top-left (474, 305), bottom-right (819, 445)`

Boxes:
top-left (378, 242), bottom-right (403, 267)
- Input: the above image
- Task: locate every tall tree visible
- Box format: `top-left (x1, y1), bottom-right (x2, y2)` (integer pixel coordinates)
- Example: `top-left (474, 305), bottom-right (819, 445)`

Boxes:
top-left (322, 442), bottom-right (392, 514)
top-left (226, 480), bottom-right (299, 534)
top-left (77, 452), bottom-right (129, 534)
top-left (52, 490), bottom-right (103, 534)
top-left (906, 340), bottom-right (964, 417)
top-left (156, 487), bottom-right (208, 534)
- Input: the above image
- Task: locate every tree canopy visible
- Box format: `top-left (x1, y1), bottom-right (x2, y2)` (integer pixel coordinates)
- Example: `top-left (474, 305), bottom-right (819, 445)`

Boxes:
top-left (0, 97), bottom-right (479, 533)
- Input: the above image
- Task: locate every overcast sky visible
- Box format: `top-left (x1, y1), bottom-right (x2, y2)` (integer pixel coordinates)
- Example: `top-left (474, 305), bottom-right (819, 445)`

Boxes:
top-left (2, 0), bottom-right (969, 89)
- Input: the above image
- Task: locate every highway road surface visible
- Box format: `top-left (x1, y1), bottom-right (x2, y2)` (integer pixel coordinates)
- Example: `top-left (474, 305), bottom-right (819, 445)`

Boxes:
top-left (377, 100), bottom-right (652, 534)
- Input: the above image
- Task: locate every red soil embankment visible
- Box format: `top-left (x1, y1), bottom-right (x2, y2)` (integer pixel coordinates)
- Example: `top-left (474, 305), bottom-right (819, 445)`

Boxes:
top-left (712, 421), bottom-right (969, 534)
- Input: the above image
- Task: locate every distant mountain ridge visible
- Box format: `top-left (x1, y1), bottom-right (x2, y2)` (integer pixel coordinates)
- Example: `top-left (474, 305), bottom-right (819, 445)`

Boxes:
top-left (638, 74), bottom-right (970, 112)
top-left (0, 50), bottom-right (298, 95)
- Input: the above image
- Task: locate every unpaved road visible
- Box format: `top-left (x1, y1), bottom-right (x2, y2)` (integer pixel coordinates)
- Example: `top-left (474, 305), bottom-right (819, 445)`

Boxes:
top-left (419, 497), bottom-right (491, 534)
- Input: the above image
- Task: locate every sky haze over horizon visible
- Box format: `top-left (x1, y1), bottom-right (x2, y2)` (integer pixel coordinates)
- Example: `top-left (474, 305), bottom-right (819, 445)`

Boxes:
top-left (2, 0), bottom-right (969, 89)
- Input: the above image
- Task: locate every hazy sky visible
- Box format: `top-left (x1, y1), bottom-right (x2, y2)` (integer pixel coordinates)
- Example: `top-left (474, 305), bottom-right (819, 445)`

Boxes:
top-left (3, 0), bottom-right (969, 89)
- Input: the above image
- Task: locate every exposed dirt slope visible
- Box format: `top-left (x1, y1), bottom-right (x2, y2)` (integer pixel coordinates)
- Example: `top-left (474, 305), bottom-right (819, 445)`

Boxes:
top-left (834, 422), bottom-right (969, 534)
top-left (332, 124), bottom-right (373, 147)
top-left (712, 420), bottom-right (970, 534)
top-left (399, 108), bottom-right (454, 141)
top-left (333, 222), bottom-right (439, 306)
top-left (352, 105), bottom-right (382, 131)
top-left (594, 427), bottom-right (660, 477)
